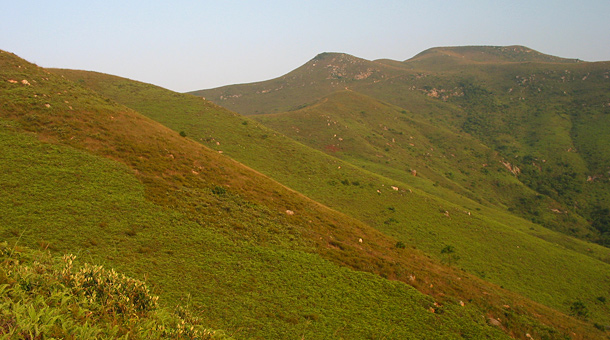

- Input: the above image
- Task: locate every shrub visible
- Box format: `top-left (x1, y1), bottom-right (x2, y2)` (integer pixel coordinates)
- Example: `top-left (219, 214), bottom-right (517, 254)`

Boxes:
top-left (440, 245), bottom-right (460, 265)
top-left (59, 254), bottom-right (159, 316)
top-left (0, 243), bottom-right (229, 339)
top-left (212, 186), bottom-right (227, 195)
top-left (384, 217), bottom-right (398, 225)
top-left (569, 300), bottom-right (589, 319)
top-left (441, 245), bottom-right (455, 254)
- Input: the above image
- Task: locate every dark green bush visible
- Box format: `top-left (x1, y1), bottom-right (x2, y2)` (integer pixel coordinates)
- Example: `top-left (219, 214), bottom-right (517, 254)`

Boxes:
top-left (569, 300), bottom-right (589, 319)
top-left (212, 186), bottom-right (227, 195)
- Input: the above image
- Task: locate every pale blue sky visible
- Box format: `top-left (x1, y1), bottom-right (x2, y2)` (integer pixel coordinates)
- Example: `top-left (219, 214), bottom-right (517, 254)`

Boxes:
top-left (2, 1), bottom-right (609, 92)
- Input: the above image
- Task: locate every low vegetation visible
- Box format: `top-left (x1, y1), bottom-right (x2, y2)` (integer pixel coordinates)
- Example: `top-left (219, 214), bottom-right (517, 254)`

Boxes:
top-left (1, 47), bottom-right (609, 338)
top-left (56, 56), bottom-right (610, 331)
top-left (0, 242), bottom-right (227, 339)
top-left (193, 46), bottom-right (610, 247)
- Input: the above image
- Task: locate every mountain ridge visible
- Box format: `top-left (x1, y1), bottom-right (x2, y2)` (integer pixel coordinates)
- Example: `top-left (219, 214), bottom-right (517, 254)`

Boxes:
top-left (189, 45), bottom-right (599, 116)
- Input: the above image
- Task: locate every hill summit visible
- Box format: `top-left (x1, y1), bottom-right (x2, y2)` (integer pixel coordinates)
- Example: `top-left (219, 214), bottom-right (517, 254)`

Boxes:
top-left (408, 45), bottom-right (583, 64)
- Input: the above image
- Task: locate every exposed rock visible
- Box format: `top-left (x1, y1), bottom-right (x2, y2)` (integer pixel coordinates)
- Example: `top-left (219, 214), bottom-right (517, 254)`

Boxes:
top-left (487, 317), bottom-right (502, 327)
top-left (501, 161), bottom-right (521, 175)
top-left (354, 69), bottom-right (374, 80)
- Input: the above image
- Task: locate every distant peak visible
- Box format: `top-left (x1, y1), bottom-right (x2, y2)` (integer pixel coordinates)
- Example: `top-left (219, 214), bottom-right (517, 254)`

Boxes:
top-left (314, 52), bottom-right (344, 58)
top-left (312, 52), bottom-right (359, 62)
top-left (408, 45), bottom-right (581, 64)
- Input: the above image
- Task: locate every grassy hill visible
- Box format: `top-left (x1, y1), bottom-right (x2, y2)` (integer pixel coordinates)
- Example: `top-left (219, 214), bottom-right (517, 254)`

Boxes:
top-left (406, 45), bottom-right (582, 66)
top-left (189, 52), bottom-right (411, 115)
top-left (48, 58), bottom-right (610, 338)
top-left (191, 45), bottom-right (610, 247)
top-left (189, 45), bottom-right (582, 116)
top-left (5, 50), bottom-right (604, 339)
top-left (253, 90), bottom-right (589, 236)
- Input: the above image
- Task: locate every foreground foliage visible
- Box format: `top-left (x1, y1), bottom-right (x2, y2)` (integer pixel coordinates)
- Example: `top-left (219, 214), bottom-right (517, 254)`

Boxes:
top-left (0, 242), bottom-right (228, 339)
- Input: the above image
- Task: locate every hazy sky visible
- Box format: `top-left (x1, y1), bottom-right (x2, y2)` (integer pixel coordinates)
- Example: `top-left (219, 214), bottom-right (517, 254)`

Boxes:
top-left (2, 1), bottom-right (609, 92)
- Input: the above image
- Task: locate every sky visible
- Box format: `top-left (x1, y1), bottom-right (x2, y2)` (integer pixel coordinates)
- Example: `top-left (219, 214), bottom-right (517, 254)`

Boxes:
top-left (2, 0), bottom-right (609, 92)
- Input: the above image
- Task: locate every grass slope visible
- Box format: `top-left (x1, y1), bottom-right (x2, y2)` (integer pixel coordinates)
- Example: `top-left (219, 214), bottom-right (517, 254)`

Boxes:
top-left (253, 90), bottom-right (589, 234)
top-left (190, 45), bottom-right (610, 247)
top-left (384, 58), bottom-right (610, 245)
top-left (0, 50), bottom-right (566, 339)
top-left (52, 64), bottom-right (610, 336)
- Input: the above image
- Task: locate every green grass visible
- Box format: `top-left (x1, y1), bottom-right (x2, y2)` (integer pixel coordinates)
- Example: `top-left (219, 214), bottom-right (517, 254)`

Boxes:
top-left (0, 120), bottom-right (517, 339)
top-left (0, 50), bottom-right (568, 339)
top-left (50, 63), bottom-right (610, 336)
top-left (189, 45), bottom-right (610, 245)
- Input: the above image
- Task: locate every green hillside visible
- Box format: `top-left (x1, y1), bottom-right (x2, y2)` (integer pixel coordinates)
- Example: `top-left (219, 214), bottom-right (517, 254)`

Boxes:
top-left (50, 58), bottom-right (610, 338)
top-left (253, 90), bottom-right (589, 236)
top-left (4, 50), bottom-right (599, 339)
top-left (191, 45), bottom-right (610, 247)
top-left (391, 56), bottom-right (610, 246)
top-left (189, 45), bottom-right (582, 116)
top-left (189, 52), bottom-right (410, 115)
